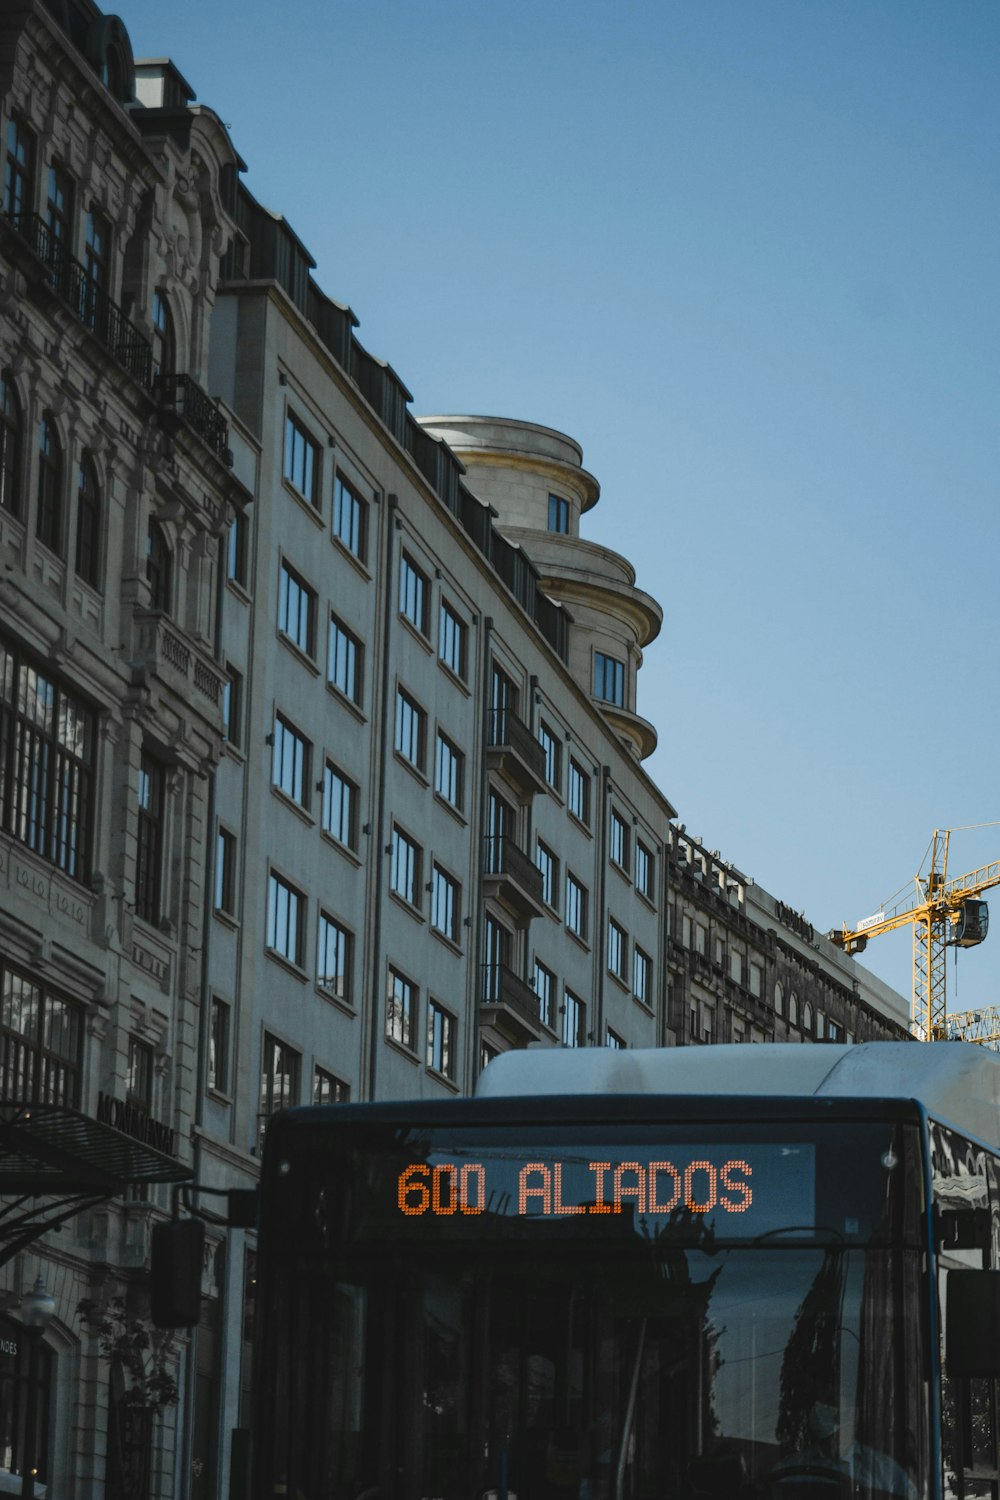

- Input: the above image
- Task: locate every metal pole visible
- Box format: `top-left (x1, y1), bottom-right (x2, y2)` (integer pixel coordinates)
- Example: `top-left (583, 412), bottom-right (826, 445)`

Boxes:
top-left (21, 1326), bottom-right (38, 1500)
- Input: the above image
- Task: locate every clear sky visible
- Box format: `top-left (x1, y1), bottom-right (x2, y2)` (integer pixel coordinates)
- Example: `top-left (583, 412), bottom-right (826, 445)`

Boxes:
top-left (128, 0), bottom-right (1000, 1021)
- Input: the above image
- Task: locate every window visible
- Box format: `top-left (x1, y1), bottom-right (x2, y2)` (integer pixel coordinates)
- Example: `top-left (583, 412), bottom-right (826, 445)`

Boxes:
top-left (547, 493), bottom-right (570, 533)
top-left (322, 763), bottom-right (358, 849)
top-left (259, 1033), bottom-right (300, 1149)
top-left (45, 161), bottom-right (73, 255)
top-left (0, 961), bottom-right (82, 1106)
top-left (438, 600), bottom-right (466, 678)
top-left (427, 1001), bottom-right (456, 1080)
top-left (533, 960), bottom-right (555, 1029)
top-left (485, 790), bottom-right (515, 875)
top-left (84, 209), bottom-right (110, 290)
top-left (75, 457), bottom-right (101, 588)
top-left (333, 472), bottom-right (366, 560)
top-left (151, 290), bottom-right (175, 378)
top-left (568, 759), bottom-right (590, 825)
top-left (594, 651), bottom-right (625, 707)
top-left (802, 1001), bottom-right (814, 1033)
top-left (208, 997), bottom-right (230, 1093)
top-left (633, 946), bottom-right (652, 1006)
top-left (317, 913), bottom-right (352, 1003)
top-left (387, 968), bottom-right (417, 1050)
top-left (0, 373), bottom-right (22, 517)
top-left (126, 1036), bottom-right (154, 1109)
top-left (222, 665), bottom-right (242, 748)
top-left (774, 982), bottom-right (784, 1015)
top-left (328, 613), bottom-right (362, 704)
top-left (608, 918), bottom-right (628, 981)
top-left (606, 1027), bottom-right (625, 1050)
top-left (636, 840), bottom-right (654, 901)
top-left (788, 992), bottom-right (799, 1027)
top-left (267, 872), bottom-right (304, 968)
top-left (399, 553), bottom-right (429, 634)
top-left (215, 827), bottom-right (237, 916)
top-left (538, 721), bottom-right (561, 790)
top-left (0, 637), bottom-right (95, 882)
top-left (36, 416), bottom-right (62, 554)
top-left (390, 827), bottom-right (421, 908)
top-left (563, 990), bottom-right (584, 1048)
top-left (135, 753), bottom-right (165, 924)
top-left (283, 412), bottom-right (319, 505)
top-left (431, 865), bottom-right (460, 942)
top-left (730, 951), bottom-right (743, 985)
top-left (489, 663), bottom-right (518, 745)
top-left (434, 731), bottom-right (463, 810)
top-left (278, 562), bottom-right (316, 657)
top-left (610, 809), bottom-right (630, 870)
top-left (394, 688), bottom-right (426, 772)
top-left (227, 512), bottom-right (248, 586)
top-left (314, 1066), bottom-right (349, 1105)
top-left (146, 520), bottom-right (171, 612)
top-left (3, 117), bottom-right (35, 220)
top-left (566, 873), bottom-right (588, 941)
top-left (272, 714), bottom-right (310, 809)
top-left (750, 963), bottom-right (764, 998)
top-left (536, 841), bottom-right (559, 909)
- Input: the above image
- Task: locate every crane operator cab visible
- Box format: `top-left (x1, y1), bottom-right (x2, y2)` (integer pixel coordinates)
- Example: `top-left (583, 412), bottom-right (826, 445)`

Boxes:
top-left (952, 899), bottom-right (989, 948)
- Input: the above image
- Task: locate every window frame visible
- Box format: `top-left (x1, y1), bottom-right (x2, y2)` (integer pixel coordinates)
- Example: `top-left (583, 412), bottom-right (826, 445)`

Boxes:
top-left (399, 552), bottom-right (430, 636)
top-left (609, 809), bottom-right (630, 872)
top-left (74, 455), bottom-right (101, 589)
top-left (633, 945), bottom-right (652, 1007)
top-left (390, 825), bottom-right (422, 910)
top-left (215, 825), bottom-right (237, 917)
top-left (36, 415), bottom-right (63, 556)
top-left (259, 1032), bottom-right (301, 1149)
top-left (266, 871), bottom-right (306, 970)
top-left (0, 372), bottom-right (23, 518)
top-left (538, 720), bottom-right (561, 791)
top-left (208, 996), bottom-right (231, 1095)
top-left (568, 758), bottom-right (590, 826)
top-left (135, 752), bottom-right (166, 926)
top-left (322, 761), bottom-right (358, 851)
top-left (283, 410), bottom-right (320, 508)
top-left (317, 911), bottom-right (353, 1005)
top-left (278, 560), bottom-right (317, 659)
top-left (547, 493), bottom-right (570, 534)
top-left (438, 599), bottom-right (467, 679)
top-left (328, 612), bottom-right (363, 706)
top-left (536, 840), bottom-right (560, 910)
top-left (332, 470), bottom-right (367, 562)
top-left (394, 687), bottom-right (426, 774)
top-left (608, 916), bottom-right (628, 982)
top-left (386, 967), bottom-right (418, 1052)
top-left (430, 863), bottom-right (460, 944)
top-left (565, 872), bottom-right (588, 942)
top-left (593, 650), bottom-right (626, 707)
top-left (563, 989), bottom-right (584, 1048)
top-left (434, 729), bottom-right (464, 812)
top-left (426, 999), bottom-right (456, 1080)
top-left (272, 713), bottom-right (311, 811)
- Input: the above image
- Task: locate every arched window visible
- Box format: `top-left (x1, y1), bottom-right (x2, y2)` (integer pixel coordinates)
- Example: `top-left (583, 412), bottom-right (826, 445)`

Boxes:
top-left (788, 991), bottom-right (799, 1027)
top-left (146, 521), bottom-right (171, 612)
top-left (151, 291), bottom-right (175, 379)
top-left (75, 457), bottom-right (101, 589)
top-left (0, 374), bottom-right (22, 517)
top-left (36, 416), bottom-right (63, 554)
top-left (802, 1001), bottom-right (814, 1033)
top-left (773, 981), bottom-right (784, 1016)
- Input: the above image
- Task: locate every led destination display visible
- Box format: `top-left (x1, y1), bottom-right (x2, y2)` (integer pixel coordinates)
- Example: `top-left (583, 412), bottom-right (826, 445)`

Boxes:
top-left (393, 1142), bottom-right (816, 1237)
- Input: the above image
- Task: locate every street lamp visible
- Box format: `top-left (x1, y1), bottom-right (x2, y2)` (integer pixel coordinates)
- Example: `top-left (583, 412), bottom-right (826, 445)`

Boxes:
top-left (19, 1277), bottom-right (54, 1500)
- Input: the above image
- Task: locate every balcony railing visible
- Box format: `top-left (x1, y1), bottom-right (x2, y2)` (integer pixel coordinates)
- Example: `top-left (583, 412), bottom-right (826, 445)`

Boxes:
top-left (486, 708), bottom-right (547, 796)
top-left (484, 835), bottom-right (544, 902)
top-left (155, 374), bottom-right (230, 461)
top-left (5, 211), bottom-right (153, 387)
top-left (481, 963), bottom-right (542, 1030)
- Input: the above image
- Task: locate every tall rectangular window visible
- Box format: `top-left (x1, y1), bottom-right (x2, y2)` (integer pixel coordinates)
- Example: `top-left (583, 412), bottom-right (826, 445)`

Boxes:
top-left (84, 209), bottom-right (110, 290)
top-left (283, 412), bottom-right (319, 506)
top-left (610, 810), bottom-right (630, 870)
top-left (135, 752), bottom-right (165, 925)
top-left (329, 614), bottom-right (362, 704)
top-left (536, 841), bottom-right (559, 909)
top-left (317, 912), bottom-right (352, 1003)
top-left (438, 600), bottom-right (466, 678)
top-left (547, 493), bottom-right (570, 533)
top-left (208, 997), bottom-right (230, 1093)
top-left (267, 873), bottom-right (304, 967)
top-left (636, 840), bottom-right (654, 901)
top-left (394, 689), bottom-right (425, 772)
top-left (45, 162), bottom-right (74, 255)
top-left (126, 1036), bottom-right (154, 1108)
top-left (606, 1027), bottom-right (626, 1050)
top-left (566, 873), bottom-right (588, 941)
top-left (568, 759), bottom-right (590, 825)
top-left (399, 553), bottom-right (429, 634)
top-left (387, 969), bottom-right (417, 1050)
top-left (563, 990), bottom-right (584, 1048)
top-left (533, 960), bottom-right (555, 1030)
top-left (227, 512), bottom-right (248, 586)
top-left (0, 962), bottom-right (82, 1105)
top-left (259, 1034), bottom-right (300, 1149)
top-left (594, 652), bottom-right (625, 707)
top-left (322, 762), bottom-right (357, 849)
top-left (333, 472), bottom-right (366, 560)
top-left (390, 827), bottom-right (421, 908)
top-left (434, 731), bottom-right (463, 810)
top-left (272, 715), bottom-right (310, 809)
top-left (215, 827), bottom-right (237, 916)
top-left (278, 562), bottom-right (316, 656)
top-left (633, 946), bottom-right (652, 1006)
top-left (427, 1001), bottom-right (455, 1080)
top-left (314, 1066), bottom-right (349, 1105)
top-left (538, 721), bottom-right (561, 790)
top-left (431, 865), bottom-right (459, 942)
top-left (608, 917), bottom-right (628, 981)
top-left (3, 117), bottom-right (35, 220)
top-left (222, 665), bottom-right (242, 748)
top-left (0, 638), bottom-right (95, 882)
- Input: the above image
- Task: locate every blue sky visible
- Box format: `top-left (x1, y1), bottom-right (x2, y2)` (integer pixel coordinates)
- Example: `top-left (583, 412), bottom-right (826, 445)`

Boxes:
top-left (128, 0), bottom-right (1000, 1018)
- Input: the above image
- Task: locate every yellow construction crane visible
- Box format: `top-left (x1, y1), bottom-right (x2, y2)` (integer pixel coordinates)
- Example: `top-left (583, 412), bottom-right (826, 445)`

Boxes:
top-left (946, 1006), bottom-right (1000, 1050)
top-left (830, 827), bottom-right (1000, 1042)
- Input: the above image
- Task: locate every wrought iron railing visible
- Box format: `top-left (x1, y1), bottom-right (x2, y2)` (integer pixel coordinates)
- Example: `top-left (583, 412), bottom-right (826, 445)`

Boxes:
top-left (481, 963), bottom-right (540, 1026)
top-left (483, 835), bottom-right (544, 905)
top-left (487, 708), bottom-right (547, 783)
top-left (154, 374), bottom-right (229, 460)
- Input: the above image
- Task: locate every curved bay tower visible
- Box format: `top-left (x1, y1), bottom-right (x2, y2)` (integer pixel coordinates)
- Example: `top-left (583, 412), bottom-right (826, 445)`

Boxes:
top-left (419, 416), bottom-right (662, 759)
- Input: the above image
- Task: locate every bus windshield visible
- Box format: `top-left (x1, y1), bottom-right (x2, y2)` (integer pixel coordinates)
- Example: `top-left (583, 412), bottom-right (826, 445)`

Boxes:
top-left (255, 1111), bottom-right (928, 1500)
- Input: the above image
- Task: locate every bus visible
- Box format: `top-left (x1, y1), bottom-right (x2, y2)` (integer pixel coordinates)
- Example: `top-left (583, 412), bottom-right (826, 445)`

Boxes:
top-left (250, 1042), bottom-right (1000, 1499)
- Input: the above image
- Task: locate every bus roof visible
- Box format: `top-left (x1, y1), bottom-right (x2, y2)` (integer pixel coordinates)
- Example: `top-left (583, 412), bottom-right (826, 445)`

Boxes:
top-left (476, 1042), bottom-right (1000, 1147)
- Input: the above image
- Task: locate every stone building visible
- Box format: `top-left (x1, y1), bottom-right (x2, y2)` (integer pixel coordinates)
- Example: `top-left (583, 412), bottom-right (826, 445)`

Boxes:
top-left (0, 3), bottom-right (910, 1499)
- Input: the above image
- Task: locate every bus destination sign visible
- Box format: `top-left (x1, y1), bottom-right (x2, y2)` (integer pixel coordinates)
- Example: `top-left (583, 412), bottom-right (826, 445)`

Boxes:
top-left (395, 1143), bottom-right (816, 1236)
